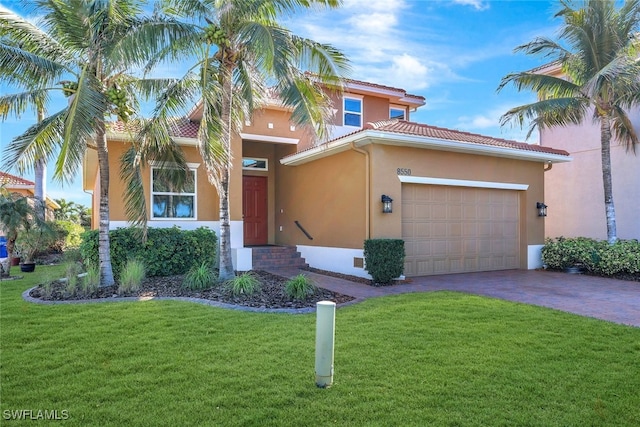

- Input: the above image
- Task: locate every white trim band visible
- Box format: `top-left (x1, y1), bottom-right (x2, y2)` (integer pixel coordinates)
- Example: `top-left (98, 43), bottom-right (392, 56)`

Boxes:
top-left (398, 175), bottom-right (529, 191)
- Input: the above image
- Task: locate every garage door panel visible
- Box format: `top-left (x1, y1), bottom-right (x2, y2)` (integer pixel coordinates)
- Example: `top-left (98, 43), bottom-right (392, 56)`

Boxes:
top-left (402, 184), bottom-right (520, 277)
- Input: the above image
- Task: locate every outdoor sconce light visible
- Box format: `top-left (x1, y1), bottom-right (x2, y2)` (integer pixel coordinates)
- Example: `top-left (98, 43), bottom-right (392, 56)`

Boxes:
top-left (381, 194), bottom-right (393, 214)
top-left (536, 202), bottom-right (548, 217)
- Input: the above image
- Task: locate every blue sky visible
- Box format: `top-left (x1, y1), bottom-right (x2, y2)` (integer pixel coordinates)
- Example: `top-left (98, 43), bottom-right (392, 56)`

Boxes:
top-left (0, 0), bottom-right (560, 207)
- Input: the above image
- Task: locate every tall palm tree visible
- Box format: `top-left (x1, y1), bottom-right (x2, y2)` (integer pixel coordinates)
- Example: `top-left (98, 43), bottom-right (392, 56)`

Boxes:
top-left (0, 1), bottom-right (193, 286)
top-left (498, 0), bottom-right (640, 244)
top-left (134, 0), bottom-right (350, 280)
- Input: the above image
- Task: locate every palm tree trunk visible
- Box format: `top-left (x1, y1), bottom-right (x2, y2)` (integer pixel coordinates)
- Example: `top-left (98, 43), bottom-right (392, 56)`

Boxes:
top-left (34, 107), bottom-right (46, 221)
top-left (96, 126), bottom-right (115, 286)
top-left (600, 116), bottom-right (618, 244)
top-left (217, 60), bottom-right (236, 281)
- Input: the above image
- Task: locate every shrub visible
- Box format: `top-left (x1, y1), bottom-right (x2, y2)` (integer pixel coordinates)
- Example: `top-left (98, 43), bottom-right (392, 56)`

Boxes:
top-left (118, 259), bottom-right (146, 294)
top-left (80, 226), bottom-right (217, 279)
top-left (183, 262), bottom-right (216, 290)
top-left (541, 237), bottom-right (605, 271)
top-left (284, 274), bottom-right (317, 300)
top-left (542, 237), bottom-right (640, 277)
top-left (226, 272), bottom-right (261, 297)
top-left (49, 220), bottom-right (86, 253)
top-left (363, 239), bottom-right (405, 285)
top-left (62, 248), bottom-right (83, 263)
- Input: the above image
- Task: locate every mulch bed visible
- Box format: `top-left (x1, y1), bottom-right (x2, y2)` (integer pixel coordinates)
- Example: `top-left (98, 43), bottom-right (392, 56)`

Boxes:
top-left (28, 270), bottom-right (355, 309)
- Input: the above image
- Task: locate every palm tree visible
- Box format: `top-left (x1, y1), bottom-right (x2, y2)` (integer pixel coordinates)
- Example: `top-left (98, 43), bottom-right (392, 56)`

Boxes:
top-left (53, 198), bottom-right (81, 222)
top-left (0, 1), bottom-right (193, 286)
top-left (498, 0), bottom-right (640, 244)
top-left (0, 190), bottom-right (36, 277)
top-left (134, 0), bottom-right (349, 280)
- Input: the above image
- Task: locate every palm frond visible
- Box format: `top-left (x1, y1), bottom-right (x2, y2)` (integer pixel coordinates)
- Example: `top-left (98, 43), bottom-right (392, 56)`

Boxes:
top-left (56, 67), bottom-right (106, 183)
top-left (0, 89), bottom-right (51, 120)
top-left (1, 108), bottom-right (66, 176)
top-left (610, 105), bottom-right (639, 152)
top-left (497, 71), bottom-right (581, 99)
top-left (0, 41), bottom-right (68, 87)
top-left (500, 97), bottom-right (589, 139)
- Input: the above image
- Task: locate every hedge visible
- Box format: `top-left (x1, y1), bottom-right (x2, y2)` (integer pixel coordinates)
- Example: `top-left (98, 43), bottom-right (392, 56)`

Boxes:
top-left (363, 239), bottom-right (405, 285)
top-left (542, 237), bottom-right (640, 277)
top-left (79, 227), bottom-right (217, 280)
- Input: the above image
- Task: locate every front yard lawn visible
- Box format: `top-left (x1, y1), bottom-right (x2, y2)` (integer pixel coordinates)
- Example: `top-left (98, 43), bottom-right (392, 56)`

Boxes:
top-left (1, 265), bottom-right (639, 426)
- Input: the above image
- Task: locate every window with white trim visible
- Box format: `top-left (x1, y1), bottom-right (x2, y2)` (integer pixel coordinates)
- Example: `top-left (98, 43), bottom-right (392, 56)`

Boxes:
top-left (151, 167), bottom-right (197, 219)
top-left (343, 96), bottom-right (363, 127)
top-left (390, 106), bottom-right (406, 120)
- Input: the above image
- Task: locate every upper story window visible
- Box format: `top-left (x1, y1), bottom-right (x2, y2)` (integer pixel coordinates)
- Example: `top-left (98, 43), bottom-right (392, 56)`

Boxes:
top-left (390, 106), bottom-right (406, 120)
top-left (343, 96), bottom-right (363, 127)
top-left (151, 166), bottom-right (197, 220)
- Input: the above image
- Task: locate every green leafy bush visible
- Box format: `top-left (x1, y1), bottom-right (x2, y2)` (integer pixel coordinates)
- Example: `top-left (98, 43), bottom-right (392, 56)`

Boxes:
top-left (226, 272), bottom-right (261, 297)
top-left (542, 237), bottom-right (640, 277)
top-left (49, 220), bottom-right (86, 252)
top-left (183, 262), bottom-right (216, 290)
top-left (284, 274), bottom-right (317, 300)
top-left (79, 226), bottom-right (217, 279)
top-left (363, 239), bottom-right (405, 285)
top-left (118, 259), bottom-right (146, 294)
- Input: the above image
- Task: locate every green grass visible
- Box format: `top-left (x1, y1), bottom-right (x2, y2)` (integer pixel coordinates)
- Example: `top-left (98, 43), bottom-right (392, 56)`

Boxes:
top-left (1, 265), bottom-right (639, 426)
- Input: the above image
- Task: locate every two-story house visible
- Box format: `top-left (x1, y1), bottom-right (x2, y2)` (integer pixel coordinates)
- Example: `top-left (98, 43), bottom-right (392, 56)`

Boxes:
top-left (84, 78), bottom-right (570, 278)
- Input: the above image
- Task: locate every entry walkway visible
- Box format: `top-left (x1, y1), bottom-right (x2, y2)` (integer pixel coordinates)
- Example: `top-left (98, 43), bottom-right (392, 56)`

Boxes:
top-left (269, 268), bottom-right (640, 327)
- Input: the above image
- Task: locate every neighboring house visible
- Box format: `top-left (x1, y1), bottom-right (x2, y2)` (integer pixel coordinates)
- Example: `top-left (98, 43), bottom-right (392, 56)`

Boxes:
top-left (83, 78), bottom-right (570, 278)
top-left (536, 63), bottom-right (640, 240)
top-left (0, 171), bottom-right (59, 221)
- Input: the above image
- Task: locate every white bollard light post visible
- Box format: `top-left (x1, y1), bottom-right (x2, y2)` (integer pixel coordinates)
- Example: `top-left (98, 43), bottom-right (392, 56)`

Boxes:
top-left (315, 300), bottom-right (336, 388)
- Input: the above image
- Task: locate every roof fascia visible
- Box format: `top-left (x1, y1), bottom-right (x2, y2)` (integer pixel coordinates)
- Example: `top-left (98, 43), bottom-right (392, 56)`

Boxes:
top-left (344, 82), bottom-right (425, 107)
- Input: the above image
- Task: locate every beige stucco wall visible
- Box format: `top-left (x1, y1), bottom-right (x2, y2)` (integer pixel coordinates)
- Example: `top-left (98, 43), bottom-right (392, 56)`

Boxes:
top-left (541, 109), bottom-right (640, 240)
top-left (277, 142), bottom-right (547, 269)
top-left (275, 145), bottom-right (367, 249)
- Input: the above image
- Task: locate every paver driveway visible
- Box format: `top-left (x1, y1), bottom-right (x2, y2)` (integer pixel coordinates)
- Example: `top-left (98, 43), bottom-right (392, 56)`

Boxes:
top-left (274, 268), bottom-right (640, 327)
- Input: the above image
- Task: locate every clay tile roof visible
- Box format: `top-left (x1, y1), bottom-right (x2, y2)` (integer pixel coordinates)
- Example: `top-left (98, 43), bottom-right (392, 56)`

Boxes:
top-left (108, 118), bottom-right (200, 139)
top-left (289, 120), bottom-right (569, 158)
top-left (0, 171), bottom-right (34, 187)
top-left (362, 120), bottom-right (570, 156)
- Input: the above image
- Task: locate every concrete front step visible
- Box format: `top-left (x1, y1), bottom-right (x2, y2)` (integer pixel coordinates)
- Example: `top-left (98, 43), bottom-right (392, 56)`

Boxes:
top-left (251, 246), bottom-right (308, 270)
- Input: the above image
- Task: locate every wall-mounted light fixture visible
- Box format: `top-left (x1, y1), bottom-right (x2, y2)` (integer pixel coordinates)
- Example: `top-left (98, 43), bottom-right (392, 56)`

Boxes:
top-left (536, 202), bottom-right (548, 217)
top-left (381, 194), bottom-right (393, 214)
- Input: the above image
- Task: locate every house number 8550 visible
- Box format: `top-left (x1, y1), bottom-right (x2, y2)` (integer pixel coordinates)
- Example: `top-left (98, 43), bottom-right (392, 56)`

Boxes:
top-left (397, 168), bottom-right (411, 176)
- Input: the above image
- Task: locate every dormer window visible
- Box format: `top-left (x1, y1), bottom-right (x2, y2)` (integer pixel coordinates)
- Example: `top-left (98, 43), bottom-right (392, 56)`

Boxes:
top-left (343, 96), bottom-right (363, 127)
top-left (390, 105), bottom-right (406, 120)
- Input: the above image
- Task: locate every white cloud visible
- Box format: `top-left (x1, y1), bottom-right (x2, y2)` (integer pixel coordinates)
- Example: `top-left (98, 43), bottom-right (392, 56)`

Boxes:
top-left (452, 0), bottom-right (490, 11)
top-left (454, 103), bottom-right (540, 142)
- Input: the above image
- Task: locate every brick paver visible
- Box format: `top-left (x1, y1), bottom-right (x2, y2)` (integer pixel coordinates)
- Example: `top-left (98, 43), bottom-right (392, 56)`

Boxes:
top-left (269, 268), bottom-right (640, 327)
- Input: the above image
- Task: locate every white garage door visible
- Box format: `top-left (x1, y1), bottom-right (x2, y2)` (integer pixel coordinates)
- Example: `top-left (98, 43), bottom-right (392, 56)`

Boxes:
top-left (402, 184), bottom-right (520, 277)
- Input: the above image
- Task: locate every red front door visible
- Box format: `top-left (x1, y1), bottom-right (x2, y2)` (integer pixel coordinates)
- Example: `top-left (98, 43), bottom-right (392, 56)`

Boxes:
top-left (243, 176), bottom-right (268, 246)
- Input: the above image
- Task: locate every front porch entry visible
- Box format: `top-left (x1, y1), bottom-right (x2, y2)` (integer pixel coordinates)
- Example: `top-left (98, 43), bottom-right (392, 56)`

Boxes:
top-left (243, 175), bottom-right (268, 246)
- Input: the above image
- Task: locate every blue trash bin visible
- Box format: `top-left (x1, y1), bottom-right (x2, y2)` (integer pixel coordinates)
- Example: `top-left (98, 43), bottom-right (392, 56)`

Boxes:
top-left (0, 236), bottom-right (7, 258)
